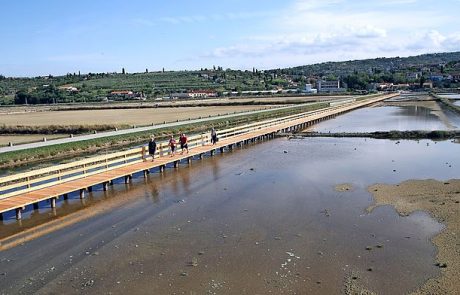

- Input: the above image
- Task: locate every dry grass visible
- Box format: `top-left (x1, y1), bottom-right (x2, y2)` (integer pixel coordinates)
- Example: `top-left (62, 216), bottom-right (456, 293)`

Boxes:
top-left (0, 134), bottom-right (68, 146)
top-left (0, 106), bottom-right (269, 126)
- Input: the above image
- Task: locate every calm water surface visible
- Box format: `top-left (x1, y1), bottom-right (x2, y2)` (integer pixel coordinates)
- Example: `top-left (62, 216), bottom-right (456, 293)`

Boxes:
top-left (438, 94), bottom-right (460, 99)
top-left (312, 104), bottom-right (459, 132)
top-left (1, 137), bottom-right (458, 294)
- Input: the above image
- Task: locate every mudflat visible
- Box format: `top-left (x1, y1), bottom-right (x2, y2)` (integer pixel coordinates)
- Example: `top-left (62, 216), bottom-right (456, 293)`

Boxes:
top-left (1, 137), bottom-right (455, 294)
top-left (368, 179), bottom-right (460, 295)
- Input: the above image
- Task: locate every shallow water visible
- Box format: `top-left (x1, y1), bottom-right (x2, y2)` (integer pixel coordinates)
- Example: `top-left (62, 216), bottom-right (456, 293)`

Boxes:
top-left (1, 137), bottom-right (457, 294)
top-left (311, 104), bottom-right (459, 132)
top-left (438, 94), bottom-right (460, 100)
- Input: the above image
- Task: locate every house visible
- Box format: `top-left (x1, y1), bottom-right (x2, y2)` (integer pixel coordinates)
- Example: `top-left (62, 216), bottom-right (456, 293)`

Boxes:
top-left (429, 73), bottom-right (444, 82)
top-left (316, 80), bottom-right (346, 93)
top-left (451, 73), bottom-right (460, 82)
top-left (406, 72), bottom-right (420, 80)
top-left (302, 84), bottom-right (317, 94)
top-left (170, 90), bottom-right (218, 99)
top-left (377, 83), bottom-right (394, 91)
top-left (58, 86), bottom-right (79, 92)
top-left (108, 90), bottom-right (145, 100)
top-left (109, 90), bottom-right (134, 99)
top-left (421, 82), bottom-right (433, 89)
top-left (170, 93), bottom-right (190, 99)
top-left (187, 90), bottom-right (217, 98)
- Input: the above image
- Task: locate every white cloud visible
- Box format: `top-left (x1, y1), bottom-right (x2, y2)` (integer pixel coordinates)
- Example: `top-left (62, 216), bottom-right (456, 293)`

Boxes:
top-left (407, 30), bottom-right (460, 51)
top-left (196, 0), bottom-right (458, 69)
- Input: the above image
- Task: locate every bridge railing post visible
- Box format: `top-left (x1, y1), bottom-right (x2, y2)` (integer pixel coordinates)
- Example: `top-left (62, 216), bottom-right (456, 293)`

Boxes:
top-left (141, 146), bottom-right (146, 161)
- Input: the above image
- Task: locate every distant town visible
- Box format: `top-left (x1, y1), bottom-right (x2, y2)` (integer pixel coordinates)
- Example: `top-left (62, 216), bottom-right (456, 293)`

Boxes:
top-left (1, 51), bottom-right (459, 105)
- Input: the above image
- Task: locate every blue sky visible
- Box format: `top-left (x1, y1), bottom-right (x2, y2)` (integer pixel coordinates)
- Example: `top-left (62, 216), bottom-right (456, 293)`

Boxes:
top-left (1, 0), bottom-right (459, 77)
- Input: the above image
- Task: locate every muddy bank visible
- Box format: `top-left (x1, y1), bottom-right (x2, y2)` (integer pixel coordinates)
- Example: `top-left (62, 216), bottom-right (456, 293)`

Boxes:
top-left (367, 179), bottom-right (460, 295)
top-left (335, 183), bottom-right (354, 192)
top-left (1, 138), bottom-right (454, 294)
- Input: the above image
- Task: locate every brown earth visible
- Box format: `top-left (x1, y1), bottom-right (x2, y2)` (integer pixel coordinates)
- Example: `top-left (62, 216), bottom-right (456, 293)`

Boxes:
top-left (367, 179), bottom-right (460, 295)
top-left (0, 106), bottom-right (270, 126)
top-left (0, 95), bottom-right (354, 115)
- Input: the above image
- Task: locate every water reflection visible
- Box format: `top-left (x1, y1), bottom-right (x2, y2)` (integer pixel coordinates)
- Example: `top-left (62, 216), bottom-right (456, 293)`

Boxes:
top-left (0, 138), bottom-right (458, 294)
top-left (312, 104), bottom-right (459, 132)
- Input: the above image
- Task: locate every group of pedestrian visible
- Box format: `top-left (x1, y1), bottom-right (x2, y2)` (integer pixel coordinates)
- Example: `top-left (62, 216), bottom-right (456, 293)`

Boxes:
top-left (146, 128), bottom-right (218, 161)
top-left (146, 132), bottom-right (190, 161)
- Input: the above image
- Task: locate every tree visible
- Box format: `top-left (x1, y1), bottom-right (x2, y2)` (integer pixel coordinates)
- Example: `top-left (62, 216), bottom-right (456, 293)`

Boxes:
top-left (122, 68), bottom-right (126, 75)
top-left (419, 76), bottom-right (426, 88)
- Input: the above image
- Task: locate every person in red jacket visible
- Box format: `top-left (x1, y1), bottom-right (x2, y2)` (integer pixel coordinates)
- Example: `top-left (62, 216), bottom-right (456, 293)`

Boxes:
top-left (169, 135), bottom-right (177, 157)
top-left (179, 133), bottom-right (189, 154)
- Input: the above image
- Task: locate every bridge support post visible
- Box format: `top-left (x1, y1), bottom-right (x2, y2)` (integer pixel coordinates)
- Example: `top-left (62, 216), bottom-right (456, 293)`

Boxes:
top-left (80, 189), bottom-right (86, 199)
top-left (174, 161), bottom-right (179, 168)
top-left (199, 153), bottom-right (203, 159)
top-left (50, 197), bottom-right (56, 208)
top-left (33, 203), bottom-right (39, 210)
top-left (160, 165), bottom-right (165, 172)
top-left (88, 186), bottom-right (93, 192)
top-left (63, 194), bottom-right (68, 200)
top-left (124, 175), bottom-right (132, 184)
top-left (220, 147), bottom-right (224, 153)
top-left (15, 207), bottom-right (23, 220)
top-left (210, 150), bottom-right (215, 156)
top-left (187, 157), bottom-right (192, 164)
top-left (143, 170), bottom-right (149, 178)
top-left (103, 182), bottom-right (109, 191)
top-left (0, 213), bottom-right (3, 221)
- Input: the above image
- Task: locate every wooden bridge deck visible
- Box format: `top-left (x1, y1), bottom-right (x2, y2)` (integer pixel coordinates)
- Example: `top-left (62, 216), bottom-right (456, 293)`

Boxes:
top-left (0, 94), bottom-right (398, 220)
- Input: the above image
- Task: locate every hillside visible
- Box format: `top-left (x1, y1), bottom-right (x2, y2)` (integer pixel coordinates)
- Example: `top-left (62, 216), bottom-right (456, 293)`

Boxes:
top-left (284, 51), bottom-right (460, 76)
top-left (1, 51), bottom-right (459, 105)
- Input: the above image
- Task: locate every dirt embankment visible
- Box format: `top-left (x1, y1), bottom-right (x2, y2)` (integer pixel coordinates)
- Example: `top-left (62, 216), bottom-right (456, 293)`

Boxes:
top-left (367, 179), bottom-right (460, 295)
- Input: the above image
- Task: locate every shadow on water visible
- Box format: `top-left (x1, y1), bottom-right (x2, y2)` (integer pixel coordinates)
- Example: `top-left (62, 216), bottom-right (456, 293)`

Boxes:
top-left (0, 136), bottom-right (458, 294)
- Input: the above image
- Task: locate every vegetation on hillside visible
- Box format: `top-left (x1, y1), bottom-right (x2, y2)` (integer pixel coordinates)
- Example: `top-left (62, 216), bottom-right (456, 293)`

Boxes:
top-left (1, 52), bottom-right (459, 105)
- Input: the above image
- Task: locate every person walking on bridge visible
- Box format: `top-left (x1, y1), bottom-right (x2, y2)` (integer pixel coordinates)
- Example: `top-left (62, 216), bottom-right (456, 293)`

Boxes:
top-left (211, 128), bottom-right (218, 145)
top-left (179, 133), bottom-right (189, 154)
top-left (148, 135), bottom-right (157, 162)
top-left (169, 135), bottom-right (177, 157)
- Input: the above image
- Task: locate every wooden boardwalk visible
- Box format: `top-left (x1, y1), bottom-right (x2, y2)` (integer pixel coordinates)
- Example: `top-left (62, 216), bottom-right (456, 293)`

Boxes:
top-left (0, 94), bottom-right (398, 220)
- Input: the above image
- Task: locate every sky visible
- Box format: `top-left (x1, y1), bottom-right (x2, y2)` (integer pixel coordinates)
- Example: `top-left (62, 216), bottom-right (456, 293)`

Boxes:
top-left (1, 0), bottom-right (459, 77)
